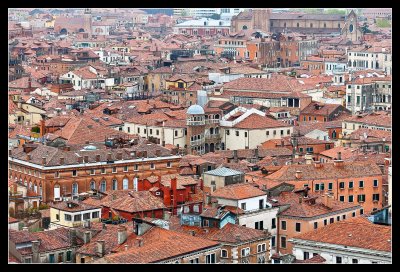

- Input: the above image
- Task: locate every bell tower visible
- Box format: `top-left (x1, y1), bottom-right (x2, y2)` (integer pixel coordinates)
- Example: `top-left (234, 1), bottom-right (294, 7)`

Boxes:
top-left (84, 8), bottom-right (92, 36)
top-left (252, 8), bottom-right (271, 32)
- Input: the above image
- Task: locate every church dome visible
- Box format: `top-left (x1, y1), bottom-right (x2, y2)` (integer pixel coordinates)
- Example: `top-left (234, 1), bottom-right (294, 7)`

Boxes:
top-left (187, 104), bottom-right (205, 115)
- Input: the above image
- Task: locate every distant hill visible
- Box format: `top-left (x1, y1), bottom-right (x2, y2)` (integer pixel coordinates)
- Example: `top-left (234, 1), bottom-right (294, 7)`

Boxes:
top-left (139, 9), bottom-right (173, 16)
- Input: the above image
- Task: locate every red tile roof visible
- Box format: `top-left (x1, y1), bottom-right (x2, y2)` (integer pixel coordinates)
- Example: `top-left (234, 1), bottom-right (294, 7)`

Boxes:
top-left (232, 113), bottom-right (292, 129)
top-left (211, 183), bottom-right (266, 200)
top-left (293, 217), bottom-right (391, 252)
top-left (101, 191), bottom-right (166, 213)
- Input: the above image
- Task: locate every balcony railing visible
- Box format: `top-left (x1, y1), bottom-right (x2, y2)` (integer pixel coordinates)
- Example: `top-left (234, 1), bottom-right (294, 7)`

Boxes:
top-left (205, 134), bottom-right (221, 141)
top-left (190, 138), bottom-right (205, 146)
top-left (205, 119), bottom-right (219, 124)
top-left (187, 120), bottom-right (205, 126)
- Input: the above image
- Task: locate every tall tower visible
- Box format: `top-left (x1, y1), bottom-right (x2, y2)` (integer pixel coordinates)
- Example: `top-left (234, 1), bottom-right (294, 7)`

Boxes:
top-left (186, 105), bottom-right (206, 155)
top-left (252, 8), bottom-right (271, 32)
top-left (84, 8), bottom-right (92, 36)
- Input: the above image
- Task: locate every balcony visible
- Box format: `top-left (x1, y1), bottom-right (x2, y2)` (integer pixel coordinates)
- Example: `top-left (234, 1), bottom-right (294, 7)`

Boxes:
top-left (187, 120), bottom-right (205, 126)
top-left (205, 119), bottom-right (220, 124)
top-left (205, 134), bottom-right (221, 141)
top-left (190, 138), bottom-right (205, 146)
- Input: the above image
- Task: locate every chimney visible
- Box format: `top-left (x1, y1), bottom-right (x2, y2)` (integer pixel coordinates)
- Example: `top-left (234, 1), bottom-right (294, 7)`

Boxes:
top-left (155, 149), bottom-right (161, 157)
top-left (32, 240), bottom-right (40, 263)
top-left (163, 211), bottom-right (172, 220)
top-left (117, 152), bottom-right (123, 160)
top-left (188, 230), bottom-right (195, 236)
top-left (26, 154), bottom-right (31, 161)
top-left (77, 156), bottom-right (83, 164)
top-left (96, 240), bottom-right (106, 257)
top-left (305, 153), bottom-right (313, 164)
top-left (96, 154), bottom-right (101, 162)
top-left (323, 193), bottom-right (333, 209)
top-left (233, 150), bottom-right (238, 163)
top-left (136, 237), bottom-right (144, 247)
top-left (333, 159), bottom-right (344, 167)
top-left (84, 155), bottom-right (89, 163)
top-left (69, 229), bottom-right (77, 246)
top-left (295, 170), bottom-right (302, 179)
top-left (337, 152), bottom-right (342, 160)
top-left (28, 76), bottom-right (32, 90)
top-left (102, 223), bottom-right (107, 230)
top-left (254, 147), bottom-right (259, 159)
top-left (59, 157), bottom-right (65, 165)
top-left (281, 139), bottom-right (285, 147)
top-left (199, 178), bottom-right (204, 190)
top-left (143, 151), bottom-right (148, 158)
top-left (124, 244), bottom-right (129, 251)
top-left (171, 177), bottom-right (178, 209)
top-left (85, 140), bottom-right (90, 144)
top-left (9, 149), bottom-right (12, 156)
top-left (41, 157), bottom-right (46, 165)
top-left (117, 226), bottom-right (127, 245)
top-left (299, 196), bottom-right (303, 203)
top-left (107, 153), bottom-right (112, 161)
top-left (83, 231), bottom-right (91, 244)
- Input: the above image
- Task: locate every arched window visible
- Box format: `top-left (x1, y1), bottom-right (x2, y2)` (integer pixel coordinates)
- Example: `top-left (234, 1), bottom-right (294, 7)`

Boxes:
top-left (221, 249), bottom-right (228, 258)
top-left (72, 183), bottom-right (78, 196)
top-left (100, 180), bottom-right (106, 192)
top-left (24, 179), bottom-right (27, 187)
top-left (90, 180), bottom-right (96, 190)
top-left (123, 178), bottom-right (129, 190)
top-left (210, 128), bottom-right (214, 134)
top-left (39, 184), bottom-right (42, 196)
top-left (34, 183), bottom-right (37, 193)
top-left (112, 179), bottom-right (118, 190)
top-left (242, 25), bottom-right (248, 30)
top-left (133, 177), bottom-right (138, 191)
top-left (28, 181), bottom-right (32, 190)
top-left (297, 23), bottom-right (299, 27)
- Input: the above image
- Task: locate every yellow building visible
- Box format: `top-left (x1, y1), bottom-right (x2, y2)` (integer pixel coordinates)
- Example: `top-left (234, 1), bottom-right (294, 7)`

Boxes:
top-left (147, 66), bottom-right (173, 93)
top-left (9, 102), bottom-right (46, 126)
top-left (49, 201), bottom-right (102, 229)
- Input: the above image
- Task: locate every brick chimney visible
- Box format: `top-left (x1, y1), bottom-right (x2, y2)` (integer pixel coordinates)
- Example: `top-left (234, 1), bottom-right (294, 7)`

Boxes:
top-left (39, 118), bottom-right (46, 137)
top-left (281, 139), bottom-right (285, 147)
top-left (314, 161), bottom-right (322, 168)
top-left (135, 237), bottom-right (144, 247)
top-left (59, 157), bottom-right (65, 165)
top-left (107, 153), bottom-right (112, 161)
top-left (32, 240), bottom-right (40, 263)
top-left (96, 154), bottom-right (101, 162)
top-left (117, 226), bottom-right (127, 245)
top-left (96, 240), bottom-right (106, 257)
top-left (84, 155), bottom-right (89, 163)
top-left (333, 158), bottom-right (344, 167)
top-left (77, 156), bottom-right (83, 164)
top-left (155, 149), bottom-right (161, 157)
top-left (233, 150), bottom-right (238, 163)
top-left (143, 151), bottom-right (148, 158)
top-left (26, 154), bottom-right (31, 161)
top-left (295, 170), bottom-right (302, 179)
top-left (117, 152), bottom-right (123, 160)
top-left (69, 229), bottom-right (77, 246)
top-left (171, 177), bottom-right (178, 209)
top-left (322, 193), bottom-right (333, 209)
top-left (304, 153), bottom-right (313, 164)
top-left (41, 157), bottom-right (47, 165)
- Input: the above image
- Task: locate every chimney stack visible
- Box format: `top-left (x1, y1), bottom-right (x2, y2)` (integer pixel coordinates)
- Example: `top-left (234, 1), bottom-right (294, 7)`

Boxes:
top-left (136, 237), bottom-right (144, 247)
top-left (107, 153), bottom-right (112, 161)
top-left (155, 149), bottom-right (161, 157)
top-left (337, 152), bottom-right (342, 160)
top-left (32, 240), bottom-right (40, 263)
top-left (83, 231), bottom-right (91, 244)
top-left (304, 153), bottom-right (313, 164)
top-left (118, 226), bottom-right (128, 245)
top-left (189, 230), bottom-right (196, 236)
top-left (233, 150), bottom-right (238, 163)
top-left (323, 193), bottom-right (333, 209)
top-left (96, 240), bottom-right (106, 257)
top-left (41, 157), bottom-right (46, 165)
top-left (84, 155), bottom-right (89, 163)
top-left (117, 152), bottom-right (123, 160)
top-left (96, 154), bottom-right (101, 162)
top-left (299, 196), bottom-right (303, 203)
top-left (125, 244), bottom-right (129, 251)
top-left (314, 161), bottom-right (322, 168)
top-left (59, 157), bottom-right (65, 165)
top-left (281, 139), bottom-right (285, 147)
top-left (77, 156), bottom-right (83, 164)
top-left (333, 159), bottom-right (344, 167)
top-left (295, 170), bottom-right (302, 179)
top-left (26, 154), bottom-right (31, 161)
top-left (69, 229), bottom-right (77, 246)
top-left (143, 151), bottom-right (148, 158)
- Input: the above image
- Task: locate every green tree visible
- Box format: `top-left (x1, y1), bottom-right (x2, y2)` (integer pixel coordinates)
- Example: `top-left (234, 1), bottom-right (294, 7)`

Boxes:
top-left (376, 18), bottom-right (391, 28)
top-left (325, 9), bottom-right (346, 15)
top-left (361, 22), bottom-right (372, 34)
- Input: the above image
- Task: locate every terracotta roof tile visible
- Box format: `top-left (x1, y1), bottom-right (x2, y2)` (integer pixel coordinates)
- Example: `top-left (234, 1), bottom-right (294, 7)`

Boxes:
top-left (211, 183), bottom-right (266, 200)
top-left (102, 191), bottom-right (166, 213)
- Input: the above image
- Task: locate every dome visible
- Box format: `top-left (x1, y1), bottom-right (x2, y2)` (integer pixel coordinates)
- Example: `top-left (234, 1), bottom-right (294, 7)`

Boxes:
top-left (187, 104), bottom-right (205, 115)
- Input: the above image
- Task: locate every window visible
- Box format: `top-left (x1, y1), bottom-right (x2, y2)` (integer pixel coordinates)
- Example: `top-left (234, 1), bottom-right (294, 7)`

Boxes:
top-left (123, 166), bottom-right (128, 172)
top-left (358, 194), bottom-right (365, 202)
top-left (372, 261), bottom-right (378, 264)
top-left (320, 183), bottom-right (325, 191)
top-left (373, 194), bottom-right (380, 202)
top-left (112, 167), bottom-right (117, 173)
top-left (304, 252), bottom-right (310, 260)
top-left (359, 180), bottom-right (364, 188)
top-left (65, 214), bottom-right (72, 221)
top-left (295, 222), bottom-right (301, 232)
top-left (206, 253), bottom-right (216, 263)
top-left (330, 218), bottom-right (334, 224)
top-left (241, 247), bottom-right (250, 257)
top-left (314, 222), bottom-right (318, 229)
top-left (342, 214), bottom-right (346, 220)
top-left (287, 129), bottom-right (290, 135)
top-left (83, 213), bottom-right (90, 220)
top-left (336, 256), bottom-right (342, 264)
top-left (339, 196), bottom-right (344, 202)
top-left (324, 219), bottom-right (327, 226)
top-left (55, 172), bottom-right (60, 178)
top-left (328, 182), bottom-right (333, 190)
top-left (352, 259), bottom-right (358, 264)
top-left (134, 164), bottom-right (139, 171)
top-left (281, 220), bottom-right (287, 230)
top-left (92, 211), bottom-right (99, 218)
top-left (101, 168), bottom-right (106, 174)
top-left (280, 130), bottom-right (284, 135)
top-left (221, 249), bottom-right (228, 258)
top-left (90, 169), bottom-right (95, 175)
top-left (189, 258), bottom-right (199, 263)
top-left (226, 130), bottom-right (230, 135)
top-left (112, 179), bottom-right (118, 190)
top-left (203, 219), bottom-right (209, 227)
top-left (241, 202), bottom-right (246, 210)
top-left (257, 243), bottom-right (266, 253)
top-left (360, 209), bottom-right (364, 215)
top-left (349, 181), bottom-right (354, 189)
top-left (281, 236), bottom-right (287, 248)
top-left (348, 195), bottom-right (354, 202)
top-left (150, 163), bottom-right (155, 169)
top-left (66, 251), bottom-right (72, 262)
top-left (266, 131), bottom-right (269, 136)
top-left (255, 221), bottom-right (264, 230)
top-left (373, 180), bottom-right (378, 187)
top-left (337, 216), bottom-right (340, 221)
top-left (49, 254), bottom-right (55, 263)
top-left (100, 180), bottom-right (106, 192)
top-left (74, 214), bottom-right (81, 222)
top-left (272, 218), bottom-right (276, 229)
top-left (72, 183), bottom-right (78, 196)
top-left (273, 130), bottom-right (276, 135)
top-left (271, 236), bottom-right (276, 247)
top-left (315, 183), bottom-right (320, 191)
top-left (339, 182), bottom-right (345, 189)
top-left (72, 170), bottom-right (77, 177)
top-left (244, 132), bottom-right (247, 137)
top-left (235, 131), bottom-right (239, 136)
top-left (137, 128), bottom-right (140, 133)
